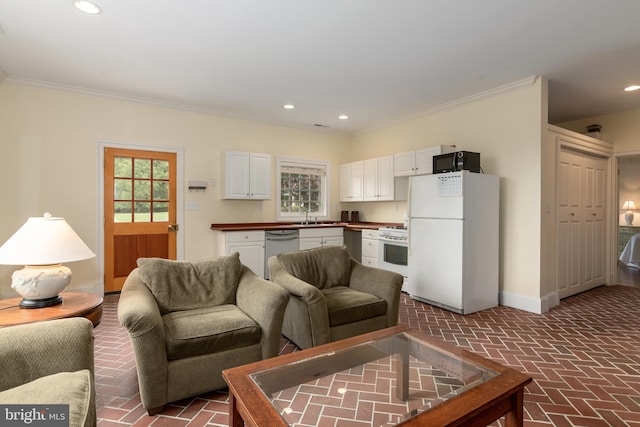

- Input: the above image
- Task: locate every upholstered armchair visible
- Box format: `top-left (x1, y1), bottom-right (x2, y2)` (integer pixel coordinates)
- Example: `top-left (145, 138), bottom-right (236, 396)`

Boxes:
top-left (0, 317), bottom-right (96, 427)
top-left (117, 253), bottom-right (289, 415)
top-left (268, 245), bottom-right (403, 350)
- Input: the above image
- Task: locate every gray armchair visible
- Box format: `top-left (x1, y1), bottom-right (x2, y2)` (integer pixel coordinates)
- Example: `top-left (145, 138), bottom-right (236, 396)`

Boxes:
top-left (117, 252), bottom-right (289, 415)
top-left (0, 317), bottom-right (96, 427)
top-left (268, 245), bottom-right (403, 349)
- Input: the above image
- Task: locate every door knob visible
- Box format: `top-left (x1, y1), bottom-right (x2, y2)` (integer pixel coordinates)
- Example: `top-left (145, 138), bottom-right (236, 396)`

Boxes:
top-left (168, 224), bottom-right (179, 232)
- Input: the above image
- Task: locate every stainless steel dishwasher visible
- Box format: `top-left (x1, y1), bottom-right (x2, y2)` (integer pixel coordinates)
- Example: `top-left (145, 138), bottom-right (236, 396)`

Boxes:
top-left (264, 229), bottom-right (299, 279)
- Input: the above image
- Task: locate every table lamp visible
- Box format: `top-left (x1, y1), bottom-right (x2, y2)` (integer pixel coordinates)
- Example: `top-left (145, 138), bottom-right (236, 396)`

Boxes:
top-left (0, 213), bottom-right (95, 308)
top-left (623, 200), bottom-right (636, 226)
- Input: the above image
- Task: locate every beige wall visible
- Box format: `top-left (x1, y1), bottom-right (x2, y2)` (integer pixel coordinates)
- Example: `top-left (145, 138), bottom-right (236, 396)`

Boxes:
top-left (4, 77), bottom-right (606, 313)
top-left (559, 107), bottom-right (640, 154)
top-left (0, 82), bottom-right (350, 298)
top-left (618, 156), bottom-right (640, 226)
top-left (350, 78), bottom-right (546, 306)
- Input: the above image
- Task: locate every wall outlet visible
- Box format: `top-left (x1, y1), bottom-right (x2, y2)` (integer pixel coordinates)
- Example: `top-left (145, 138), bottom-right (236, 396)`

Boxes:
top-left (210, 178), bottom-right (216, 187)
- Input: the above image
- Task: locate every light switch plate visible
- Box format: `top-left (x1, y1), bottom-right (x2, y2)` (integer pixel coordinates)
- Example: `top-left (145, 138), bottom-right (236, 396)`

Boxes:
top-left (186, 201), bottom-right (198, 210)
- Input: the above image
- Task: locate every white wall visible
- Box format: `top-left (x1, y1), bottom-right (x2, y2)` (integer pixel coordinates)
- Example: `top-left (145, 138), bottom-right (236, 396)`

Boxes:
top-left (0, 81), bottom-right (351, 298)
top-left (350, 78), bottom-right (547, 307)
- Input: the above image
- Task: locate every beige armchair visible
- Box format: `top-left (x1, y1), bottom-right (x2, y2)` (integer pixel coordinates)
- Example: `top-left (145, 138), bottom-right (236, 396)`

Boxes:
top-left (268, 245), bottom-right (403, 350)
top-left (0, 317), bottom-right (96, 427)
top-left (117, 253), bottom-right (289, 415)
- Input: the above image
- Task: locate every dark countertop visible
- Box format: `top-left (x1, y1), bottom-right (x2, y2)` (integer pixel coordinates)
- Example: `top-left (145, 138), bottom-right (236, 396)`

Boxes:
top-left (210, 221), bottom-right (401, 232)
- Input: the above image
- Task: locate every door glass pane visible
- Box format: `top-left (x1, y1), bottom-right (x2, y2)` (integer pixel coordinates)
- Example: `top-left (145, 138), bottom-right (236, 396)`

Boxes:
top-left (114, 202), bottom-right (132, 222)
top-left (114, 157), bottom-right (132, 178)
top-left (134, 202), bottom-right (151, 222)
top-left (114, 179), bottom-right (132, 200)
top-left (153, 181), bottom-right (169, 201)
top-left (134, 158), bottom-right (151, 179)
top-left (153, 160), bottom-right (169, 179)
top-left (134, 180), bottom-right (151, 200)
top-left (153, 202), bottom-right (169, 222)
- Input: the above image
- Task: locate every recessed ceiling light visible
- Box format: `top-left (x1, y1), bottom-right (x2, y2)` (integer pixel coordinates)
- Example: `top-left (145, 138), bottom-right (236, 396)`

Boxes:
top-left (73, 0), bottom-right (102, 15)
top-left (338, 115), bottom-right (349, 120)
top-left (624, 85), bottom-right (640, 92)
top-left (283, 104), bottom-right (295, 109)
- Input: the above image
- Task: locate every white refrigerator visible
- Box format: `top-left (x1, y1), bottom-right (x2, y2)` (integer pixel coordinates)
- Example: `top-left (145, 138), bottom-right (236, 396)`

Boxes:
top-left (408, 171), bottom-right (499, 314)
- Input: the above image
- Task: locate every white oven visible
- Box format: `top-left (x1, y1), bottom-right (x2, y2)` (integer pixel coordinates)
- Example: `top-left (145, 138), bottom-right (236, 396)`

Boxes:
top-left (378, 227), bottom-right (408, 292)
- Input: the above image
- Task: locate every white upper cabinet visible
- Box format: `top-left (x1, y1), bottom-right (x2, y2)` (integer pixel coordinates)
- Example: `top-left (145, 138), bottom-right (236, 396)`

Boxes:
top-left (224, 151), bottom-right (272, 199)
top-left (363, 155), bottom-right (394, 201)
top-left (339, 161), bottom-right (363, 202)
top-left (394, 145), bottom-right (455, 176)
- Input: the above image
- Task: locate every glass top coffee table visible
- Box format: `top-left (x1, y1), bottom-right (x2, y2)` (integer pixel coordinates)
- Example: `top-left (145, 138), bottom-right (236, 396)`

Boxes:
top-left (223, 325), bottom-right (532, 427)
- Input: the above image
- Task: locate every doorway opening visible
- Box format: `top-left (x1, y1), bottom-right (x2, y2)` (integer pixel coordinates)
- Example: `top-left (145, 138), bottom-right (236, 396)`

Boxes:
top-left (616, 154), bottom-right (640, 288)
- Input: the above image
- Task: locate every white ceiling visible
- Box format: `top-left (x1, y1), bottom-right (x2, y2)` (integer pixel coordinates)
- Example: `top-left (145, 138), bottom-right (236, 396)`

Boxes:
top-left (1, 0), bottom-right (639, 134)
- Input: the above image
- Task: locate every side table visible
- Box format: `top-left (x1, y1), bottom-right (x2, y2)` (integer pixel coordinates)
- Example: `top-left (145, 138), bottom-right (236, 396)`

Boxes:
top-left (0, 291), bottom-right (103, 327)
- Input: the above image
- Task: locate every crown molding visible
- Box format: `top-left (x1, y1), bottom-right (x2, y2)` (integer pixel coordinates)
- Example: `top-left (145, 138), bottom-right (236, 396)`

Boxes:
top-left (357, 76), bottom-right (540, 136)
top-left (5, 77), bottom-right (350, 136)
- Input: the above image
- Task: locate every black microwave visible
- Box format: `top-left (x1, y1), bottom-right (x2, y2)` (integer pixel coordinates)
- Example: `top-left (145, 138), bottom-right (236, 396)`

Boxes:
top-left (433, 151), bottom-right (481, 174)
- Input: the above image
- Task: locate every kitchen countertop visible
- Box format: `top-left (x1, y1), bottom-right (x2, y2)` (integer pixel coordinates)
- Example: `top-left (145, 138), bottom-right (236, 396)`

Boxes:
top-left (210, 222), bottom-right (401, 232)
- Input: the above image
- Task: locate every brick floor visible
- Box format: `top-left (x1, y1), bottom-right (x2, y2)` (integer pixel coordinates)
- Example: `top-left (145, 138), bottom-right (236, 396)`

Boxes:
top-left (95, 285), bottom-right (640, 426)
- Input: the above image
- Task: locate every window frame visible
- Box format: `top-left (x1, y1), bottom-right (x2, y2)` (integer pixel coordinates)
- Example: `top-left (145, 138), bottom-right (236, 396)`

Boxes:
top-left (276, 157), bottom-right (331, 222)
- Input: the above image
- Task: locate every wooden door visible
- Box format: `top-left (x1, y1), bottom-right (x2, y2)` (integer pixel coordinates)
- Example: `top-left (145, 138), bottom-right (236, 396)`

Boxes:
top-left (557, 149), bottom-right (606, 299)
top-left (104, 148), bottom-right (177, 293)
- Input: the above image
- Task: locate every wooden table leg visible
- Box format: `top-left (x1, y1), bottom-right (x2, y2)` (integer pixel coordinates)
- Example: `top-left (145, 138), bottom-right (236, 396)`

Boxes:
top-left (228, 391), bottom-right (244, 427)
top-left (503, 389), bottom-right (525, 427)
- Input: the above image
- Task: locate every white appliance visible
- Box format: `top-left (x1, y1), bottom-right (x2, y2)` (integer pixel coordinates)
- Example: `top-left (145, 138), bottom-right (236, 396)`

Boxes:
top-left (408, 171), bottom-right (499, 314)
top-left (377, 226), bottom-right (409, 292)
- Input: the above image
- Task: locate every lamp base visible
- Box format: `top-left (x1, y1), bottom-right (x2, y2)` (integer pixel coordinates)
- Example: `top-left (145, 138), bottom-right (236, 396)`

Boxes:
top-left (625, 211), bottom-right (635, 226)
top-left (11, 264), bottom-right (72, 309)
top-left (19, 295), bottom-right (63, 308)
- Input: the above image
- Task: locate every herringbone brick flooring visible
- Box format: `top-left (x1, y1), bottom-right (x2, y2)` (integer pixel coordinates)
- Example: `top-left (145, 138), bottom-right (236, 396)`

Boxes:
top-left (95, 285), bottom-right (640, 426)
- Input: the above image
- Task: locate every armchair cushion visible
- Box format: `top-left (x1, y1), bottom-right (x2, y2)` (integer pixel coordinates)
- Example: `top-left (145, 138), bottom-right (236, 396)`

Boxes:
top-left (323, 286), bottom-right (387, 327)
top-left (137, 252), bottom-right (242, 313)
top-left (276, 245), bottom-right (351, 289)
top-left (0, 370), bottom-right (93, 427)
top-left (163, 304), bottom-right (261, 360)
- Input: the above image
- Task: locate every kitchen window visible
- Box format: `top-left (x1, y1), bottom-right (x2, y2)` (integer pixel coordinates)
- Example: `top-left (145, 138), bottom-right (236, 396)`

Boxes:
top-left (277, 157), bottom-right (330, 221)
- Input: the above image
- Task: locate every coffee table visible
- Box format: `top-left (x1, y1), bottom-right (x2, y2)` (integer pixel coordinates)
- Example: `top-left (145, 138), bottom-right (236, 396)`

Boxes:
top-left (0, 291), bottom-right (103, 327)
top-left (223, 325), bottom-right (532, 427)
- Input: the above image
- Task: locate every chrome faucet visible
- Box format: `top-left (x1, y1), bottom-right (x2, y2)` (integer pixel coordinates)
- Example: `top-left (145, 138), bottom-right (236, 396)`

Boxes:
top-left (304, 209), bottom-right (310, 225)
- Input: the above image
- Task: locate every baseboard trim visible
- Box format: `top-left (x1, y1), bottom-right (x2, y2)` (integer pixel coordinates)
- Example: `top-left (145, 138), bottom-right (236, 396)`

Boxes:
top-left (499, 290), bottom-right (559, 314)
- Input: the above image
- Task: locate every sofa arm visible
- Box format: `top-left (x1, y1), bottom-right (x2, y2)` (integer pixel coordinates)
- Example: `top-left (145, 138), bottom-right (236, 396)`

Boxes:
top-left (236, 266), bottom-right (290, 359)
top-left (0, 317), bottom-right (94, 393)
top-left (117, 268), bottom-right (169, 410)
top-left (349, 260), bottom-right (403, 327)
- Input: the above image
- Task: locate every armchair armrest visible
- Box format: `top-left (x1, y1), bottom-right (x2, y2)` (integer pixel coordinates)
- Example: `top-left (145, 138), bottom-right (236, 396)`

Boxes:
top-left (267, 256), bottom-right (324, 302)
top-left (236, 266), bottom-right (290, 358)
top-left (349, 260), bottom-right (403, 327)
top-left (268, 256), bottom-right (331, 347)
top-left (0, 317), bottom-right (94, 392)
top-left (117, 268), bottom-right (169, 409)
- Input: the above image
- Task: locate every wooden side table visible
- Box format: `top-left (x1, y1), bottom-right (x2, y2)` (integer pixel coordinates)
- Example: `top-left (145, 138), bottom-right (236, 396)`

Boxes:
top-left (0, 291), bottom-right (103, 327)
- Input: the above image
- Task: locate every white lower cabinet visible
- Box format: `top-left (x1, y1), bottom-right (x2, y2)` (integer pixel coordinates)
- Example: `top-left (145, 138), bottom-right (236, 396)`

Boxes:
top-left (361, 229), bottom-right (378, 267)
top-left (213, 230), bottom-right (265, 278)
top-left (299, 227), bottom-right (344, 250)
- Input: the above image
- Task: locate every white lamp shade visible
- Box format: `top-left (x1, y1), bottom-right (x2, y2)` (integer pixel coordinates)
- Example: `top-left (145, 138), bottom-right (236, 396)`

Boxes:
top-left (623, 200), bottom-right (636, 210)
top-left (0, 214), bottom-right (95, 266)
